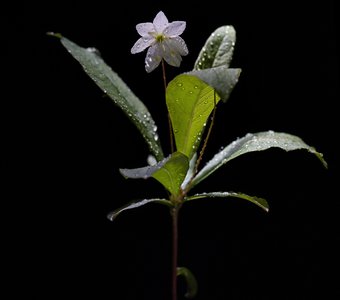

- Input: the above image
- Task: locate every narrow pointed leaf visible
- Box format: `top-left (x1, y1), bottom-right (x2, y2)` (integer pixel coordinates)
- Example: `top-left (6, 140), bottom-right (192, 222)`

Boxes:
top-left (185, 192), bottom-right (269, 212)
top-left (107, 198), bottom-right (171, 221)
top-left (119, 155), bottom-right (170, 179)
top-left (194, 25), bottom-right (236, 70)
top-left (188, 66), bottom-right (241, 103)
top-left (56, 35), bottom-right (164, 160)
top-left (177, 267), bottom-right (198, 299)
top-left (166, 74), bottom-right (221, 159)
top-left (120, 152), bottom-right (189, 195)
top-left (192, 131), bottom-right (327, 186)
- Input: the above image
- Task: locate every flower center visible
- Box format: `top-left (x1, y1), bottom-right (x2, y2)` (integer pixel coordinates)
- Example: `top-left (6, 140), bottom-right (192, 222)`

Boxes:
top-left (155, 33), bottom-right (165, 43)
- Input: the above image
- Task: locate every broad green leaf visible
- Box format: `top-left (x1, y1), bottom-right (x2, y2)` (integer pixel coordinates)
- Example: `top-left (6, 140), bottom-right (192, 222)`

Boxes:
top-left (54, 35), bottom-right (164, 161)
top-left (166, 74), bottom-right (221, 159)
top-left (187, 66), bottom-right (241, 103)
top-left (192, 131), bottom-right (328, 187)
top-left (120, 152), bottom-right (189, 195)
top-left (185, 192), bottom-right (269, 212)
top-left (177, 267), bottom-right (198, 299)
top-left (194, 25), bottom-right (236, 70)
top-left (107, 198), bottom-right (171, 221)
top-left (152, 152), bottom-right (189, 195)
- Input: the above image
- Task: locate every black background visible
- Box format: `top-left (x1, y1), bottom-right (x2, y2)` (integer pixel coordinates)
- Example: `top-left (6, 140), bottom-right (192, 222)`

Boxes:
top-left (4, 1), bottom-right (339, 299)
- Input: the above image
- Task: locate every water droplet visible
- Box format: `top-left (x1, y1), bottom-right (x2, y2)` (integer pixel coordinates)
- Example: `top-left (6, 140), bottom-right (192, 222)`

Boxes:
top-left (87, 47), bottom-right (101, 57)
top-left (153, 126), bottom-right (158, 132)
top-left (154, 134), bottom-right (159, 141)
top-left (177, 82), bottom-right (183, 87)
top-left (189, 91), bottom-right (193, 94)
top-left (174, 129), bottom-right (178, 133)
top-left (194, 85), bottom-right (198, 89)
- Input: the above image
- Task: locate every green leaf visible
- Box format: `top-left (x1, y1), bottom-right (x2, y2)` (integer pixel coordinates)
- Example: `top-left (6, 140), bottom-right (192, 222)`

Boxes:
top-left (177, 267), bottom-right (198, 299)
top-left (120, 152), bottom-right (189, 196)
top-left (107, 198), bottom-right (171, 221)
top-left (192, 131), bottom-right (328, 186)
top-left (166, 74), bottom-right (221, 159)
top-left (185, 192), bottom-right (269, 212)
top-left (181, 152), bottom-right (197, 190)
top-left (187, 66), bottom-right (241, 103)
top-left (56, 35), bottom-right (164, 161)
top-left (194, 25), bottom-right (236, 70)
top-left (152, 152), bottom-right (189, 195)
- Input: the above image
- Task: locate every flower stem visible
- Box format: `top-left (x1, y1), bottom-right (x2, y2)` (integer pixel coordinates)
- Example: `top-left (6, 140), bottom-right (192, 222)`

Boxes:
top-left (161, 59), bottom-right (174, 153)
top-left (194, 90), bottom-right (217, 174)
top-left (171, 206), bottom-right (179, 300)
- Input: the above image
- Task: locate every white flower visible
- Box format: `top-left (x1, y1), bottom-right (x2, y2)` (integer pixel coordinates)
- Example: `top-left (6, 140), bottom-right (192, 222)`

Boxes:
top-left (131, 11), bottom-right (189, 73)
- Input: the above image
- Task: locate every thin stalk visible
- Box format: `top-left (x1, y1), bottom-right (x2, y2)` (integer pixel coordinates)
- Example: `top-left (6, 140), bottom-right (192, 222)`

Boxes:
top-left (161, 59), bottom-right (175, 153)
top-left (171, 206), bottom-right (179, 300)
top-left (194, 90), bottom-right (217, 175)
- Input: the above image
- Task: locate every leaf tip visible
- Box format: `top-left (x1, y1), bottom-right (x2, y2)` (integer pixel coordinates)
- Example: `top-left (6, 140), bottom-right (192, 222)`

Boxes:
top-left (46, 32), bottom-right (63, 39)
top-left (318, 153), bottom-right (328, 169)
top-left (106, 211), bottom-right (117, 222)
top-left (119, 168), bottom-right (129, 179)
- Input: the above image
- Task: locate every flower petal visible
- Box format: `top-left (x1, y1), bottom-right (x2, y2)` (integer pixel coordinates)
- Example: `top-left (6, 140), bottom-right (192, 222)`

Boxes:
top-left (153, 11), bottom-right (169, 33)
top-left (131, 36), bottom-right (154, 54)
top-left (136, 22), bottom-right (154, 37)
top-left (145, 44), bottom-right (162, 72)
top-left (164, 21), bottom-right (186, 37)
top-left (161, 40), bottom-right (182, 67)
top-left (168, 36), bottom-right (188, 56)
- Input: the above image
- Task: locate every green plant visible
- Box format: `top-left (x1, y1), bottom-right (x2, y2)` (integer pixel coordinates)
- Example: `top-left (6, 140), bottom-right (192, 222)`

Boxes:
top-left (48, 10), bottom-right (327, 300)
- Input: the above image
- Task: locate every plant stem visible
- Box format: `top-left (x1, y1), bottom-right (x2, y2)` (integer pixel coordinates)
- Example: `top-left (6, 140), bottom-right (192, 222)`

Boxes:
top-left (194, 90), bottom-right (217, 175)
top-left (161, 59), bottom-right (174, 153)
top-left (171, 206), bottom-right (179, 300)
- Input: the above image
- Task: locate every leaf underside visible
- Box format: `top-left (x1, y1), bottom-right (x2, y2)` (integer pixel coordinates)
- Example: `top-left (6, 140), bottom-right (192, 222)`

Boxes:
top-left (186, 191), bottom-right (269, 212)
top-left (56, 35), bottom-right (164, 160)
top-left (194, 25), bottom-right (236, 70)
top-left (107, 198), bottom-right (171, 221)
top-left (192, 131), bottom-right (327, 187)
